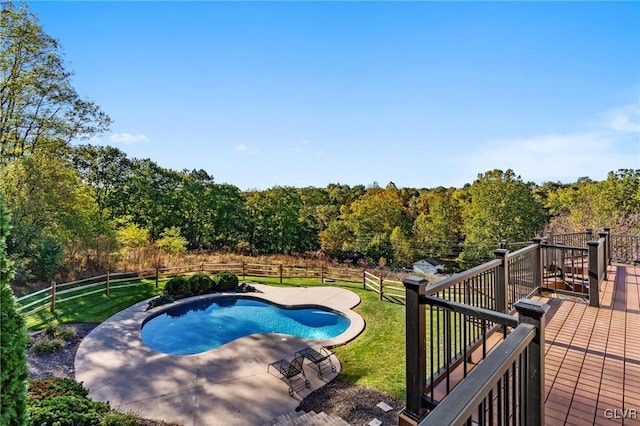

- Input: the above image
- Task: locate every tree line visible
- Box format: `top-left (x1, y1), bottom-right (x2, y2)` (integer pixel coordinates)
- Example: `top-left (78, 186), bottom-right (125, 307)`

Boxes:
top-left (2, 3), bottom-right (639, 288)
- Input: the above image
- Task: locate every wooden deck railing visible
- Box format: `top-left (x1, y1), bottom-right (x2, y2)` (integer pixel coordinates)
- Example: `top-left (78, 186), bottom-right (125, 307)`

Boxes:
top-left (400, 229), bottom-right (618, 426)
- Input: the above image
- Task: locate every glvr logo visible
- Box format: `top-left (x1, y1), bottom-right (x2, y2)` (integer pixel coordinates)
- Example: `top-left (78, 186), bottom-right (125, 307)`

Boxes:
top-left (604, 409), bottom-right (638, 419)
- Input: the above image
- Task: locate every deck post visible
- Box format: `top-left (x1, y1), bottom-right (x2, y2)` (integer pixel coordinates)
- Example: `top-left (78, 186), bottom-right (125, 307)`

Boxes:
top-left (532, 237), bottom-right (544, 292)
top-left (603, 227), bottom-right (611, 264)
top-left (599, 231), bottom-right (609, 281)
top-left (494, 248), bottom-right (508, 313)
top-left (514, 299), bottom-right (549, 426)
top-left (586, 228), bottom-right (593, 244)
top-left (399, 276), bottom-right (428, 426)
top-left (588, 240), bottom-right (600, 307)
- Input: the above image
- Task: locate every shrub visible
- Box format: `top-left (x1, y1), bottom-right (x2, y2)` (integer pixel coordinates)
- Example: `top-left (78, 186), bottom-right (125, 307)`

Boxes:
top-left (164, 276), bottom-right (191, 297)
top-left (44, 324), bottom-right (76, 341)
top-left (28, 395), bottom-right (110, 426)
top-left (100, 410), bottom-right (142, 426)
top-left (146, 294), bottom-right (174, 310)
top-left (31, 338), bottom-right (65, 355)
top-left (0, 197), bottom-right (29, 426)
top-left (188, 273), bottom-right (214, 294)
top-left (236, 283), bottom-right (256, 293)
top-left (215, 270), bottom-right (238, 291)
top-left (28, 378), bottom-right (89, 400)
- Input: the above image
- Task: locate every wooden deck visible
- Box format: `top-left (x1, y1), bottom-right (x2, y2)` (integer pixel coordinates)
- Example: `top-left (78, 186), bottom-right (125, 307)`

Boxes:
top-left (535, 263), bottom-right (640, 425)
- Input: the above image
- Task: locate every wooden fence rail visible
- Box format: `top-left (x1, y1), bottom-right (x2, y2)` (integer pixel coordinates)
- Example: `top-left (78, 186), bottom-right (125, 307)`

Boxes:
top-left (16, 262), bottom-right (398, 316)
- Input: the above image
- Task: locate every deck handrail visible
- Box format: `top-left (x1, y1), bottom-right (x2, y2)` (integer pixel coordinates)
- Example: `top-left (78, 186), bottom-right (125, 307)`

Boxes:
top-left (421, 323), bottom-right (536, 425)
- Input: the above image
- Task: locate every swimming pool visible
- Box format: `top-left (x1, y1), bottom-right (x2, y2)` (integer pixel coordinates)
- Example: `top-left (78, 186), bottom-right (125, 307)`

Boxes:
top-left (141, 296), bottom-right (351, 355)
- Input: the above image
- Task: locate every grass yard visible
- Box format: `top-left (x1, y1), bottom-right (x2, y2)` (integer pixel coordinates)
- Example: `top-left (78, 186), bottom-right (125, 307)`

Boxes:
top-left (23, 275), bottom-right (408, 400)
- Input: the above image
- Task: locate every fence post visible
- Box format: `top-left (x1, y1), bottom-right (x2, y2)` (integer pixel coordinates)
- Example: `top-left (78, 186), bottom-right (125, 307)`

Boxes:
top-left (106, 269), bottom-right (110, 296)
top-left (399, 276), bottom-right (428, 426)
top-left (379, 275), bottom-right (384, 301)
top-left (50, 281), bottom-right (56, 312)
top-left (279, 264), bottom-right (283, 284)
top-left (155, 263), bottom-right (159, 288)
top-left (514, 298), bottom-right (549, 426)
top-left (494, 248), bottom-right (508, 313)
top-left (320, 263), bottom-right (325, 283)
top-left (532, 237), bottom-right (544, 292)
top-left (242, 262), bottom-right (246, 281)
top-left (588, 240), bottom-right (600, 307)
top-left (200, 261), bottom-right (204, 273)
top-left (545, 230), bottom-right (552, 244)
top-left (363, 269), bottom-right (366, 290)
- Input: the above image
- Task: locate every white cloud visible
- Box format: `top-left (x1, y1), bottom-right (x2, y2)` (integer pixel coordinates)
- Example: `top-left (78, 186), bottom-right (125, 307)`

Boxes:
top-left (454, 132), bottom-right (637, 184)
top-left (109, 133), bottom-right (149, 144)
top-left (452, 103), bottom-right (640, 185)
top-left (293, 147), bottom-right (303, 153)
top-left (235, 144), bottom-right (259, 154)
top-left (602, 104), bottom-right (640, 133)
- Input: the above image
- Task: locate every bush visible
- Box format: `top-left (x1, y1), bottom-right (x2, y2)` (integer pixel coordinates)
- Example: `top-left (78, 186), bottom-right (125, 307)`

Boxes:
top-left (164, 276), bottom-right (191, 297)
top-left (188, 273), bottom-right (214, 294)
top-left (31, 338), bottom-right (65, 355)
top-left (146, 294), bottom-right (174, 310)
top-left (0, 197), bottom-right (29, 426)
top-left (214, 270), bottom-right (238, 291)
top-left (28, 378), bottom-right (89, 400)
top-left (236, 283), bottom-right (256, 293)
top-left (44, 324), bottom-right (76, 341)
top-left (28, 395), bottom-right (110, 426)
top-left (100, 410), bottom-right (141, 426)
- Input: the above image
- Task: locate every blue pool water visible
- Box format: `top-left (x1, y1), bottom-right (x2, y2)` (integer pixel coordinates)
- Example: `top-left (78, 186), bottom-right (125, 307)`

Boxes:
top-left (141, 297), bottom-right (350, 355)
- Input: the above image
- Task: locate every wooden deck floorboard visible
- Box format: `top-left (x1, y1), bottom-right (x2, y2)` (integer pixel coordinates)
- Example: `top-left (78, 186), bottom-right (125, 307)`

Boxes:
top-left (534, 263), bottom-right (640, 425)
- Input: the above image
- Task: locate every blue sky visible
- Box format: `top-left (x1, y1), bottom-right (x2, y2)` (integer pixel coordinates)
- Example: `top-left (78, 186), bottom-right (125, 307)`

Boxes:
top-left (29, 1), bottom-right (640, 190)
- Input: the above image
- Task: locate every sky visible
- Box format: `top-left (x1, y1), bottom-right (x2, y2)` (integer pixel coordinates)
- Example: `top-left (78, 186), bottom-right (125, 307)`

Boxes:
top-left (28, 1), bottom-right (640, 191)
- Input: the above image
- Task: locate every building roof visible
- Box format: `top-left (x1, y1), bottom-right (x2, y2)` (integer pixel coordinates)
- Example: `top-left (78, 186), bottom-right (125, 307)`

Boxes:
top-left (413, 258), bottom-right (444, 267)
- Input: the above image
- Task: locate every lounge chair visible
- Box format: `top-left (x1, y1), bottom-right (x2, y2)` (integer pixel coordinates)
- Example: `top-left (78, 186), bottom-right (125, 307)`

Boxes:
top-left (295, 346), bottom-right (337, 378)
top-left (268, 355), bottom-right (310, 397)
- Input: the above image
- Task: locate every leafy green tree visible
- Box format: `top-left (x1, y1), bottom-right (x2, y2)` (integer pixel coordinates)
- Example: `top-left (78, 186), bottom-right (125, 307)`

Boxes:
top-left (546, 169), bottom-right (640, 234)
top-left (342, 186), bottom-right (409, 261)
top-left (1, 152), bottom-right (99, 283)
top-left (0, 3), bottom-right (110, 162)
top-left (156, 227), bottom-right (187, 255)
top-left (243, 187), bottom-right (318, 254)
top-left (459, 169), bottom-right (545, 267)
top-left (390, 226), bottom-right (415, 268)
top-left (0, 196), bottom-right (29, 425)
top-left (412, 187), bottom-right (464, 260)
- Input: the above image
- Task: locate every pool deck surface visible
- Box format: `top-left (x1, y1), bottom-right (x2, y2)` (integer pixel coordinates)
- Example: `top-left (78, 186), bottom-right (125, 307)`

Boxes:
top-left (74, 284), bottom-right (365, 425)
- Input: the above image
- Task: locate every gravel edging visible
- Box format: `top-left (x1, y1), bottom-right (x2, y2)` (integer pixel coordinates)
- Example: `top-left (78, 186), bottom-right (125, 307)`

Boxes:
top-left (27, 323), bottom-right (98, 380)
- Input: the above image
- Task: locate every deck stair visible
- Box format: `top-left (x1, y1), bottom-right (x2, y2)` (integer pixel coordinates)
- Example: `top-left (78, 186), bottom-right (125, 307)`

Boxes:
top-left (264, 410), bottom-right (351, 426)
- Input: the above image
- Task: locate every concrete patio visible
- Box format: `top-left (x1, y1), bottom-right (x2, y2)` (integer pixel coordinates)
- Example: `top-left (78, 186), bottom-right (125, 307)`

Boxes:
top-left (74, 284), bottom-right (365, 425)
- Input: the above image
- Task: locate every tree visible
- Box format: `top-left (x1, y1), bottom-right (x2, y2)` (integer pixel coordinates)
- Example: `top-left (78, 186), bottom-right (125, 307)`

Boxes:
top-left (412, 187), bottom-right (464, 260)
top-left (342, 186), bottom-right (409, 261)
top-left (459, 169), bottom-right (545, 267)
top-left (156, 227), bottom-right (187, 255)
top-left (0, 196), bottom-right (29, 425)
top-left (0, 3), bottom-right (110, 162)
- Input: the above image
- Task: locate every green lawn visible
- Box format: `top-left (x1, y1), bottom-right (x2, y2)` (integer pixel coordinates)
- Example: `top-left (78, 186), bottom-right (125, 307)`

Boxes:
top-left (23, 275), bottom-right (408, 400)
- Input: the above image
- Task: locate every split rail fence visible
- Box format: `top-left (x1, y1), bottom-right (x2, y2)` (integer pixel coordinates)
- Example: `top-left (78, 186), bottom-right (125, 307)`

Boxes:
top-left (16, 262), bottom-right (404, 317)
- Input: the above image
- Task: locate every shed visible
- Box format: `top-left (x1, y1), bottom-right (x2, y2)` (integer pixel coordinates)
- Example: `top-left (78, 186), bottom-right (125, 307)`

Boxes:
top-left (413, 258), bottom-right (445, 275)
